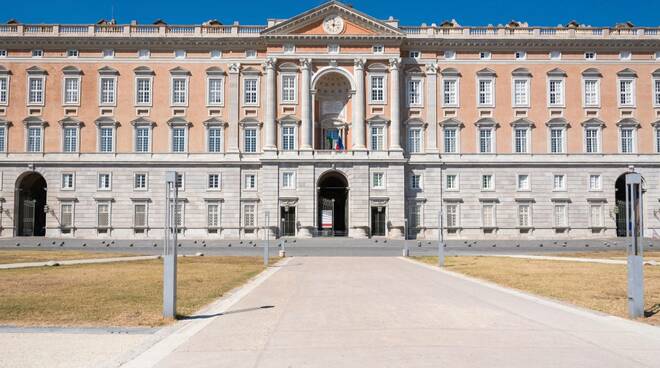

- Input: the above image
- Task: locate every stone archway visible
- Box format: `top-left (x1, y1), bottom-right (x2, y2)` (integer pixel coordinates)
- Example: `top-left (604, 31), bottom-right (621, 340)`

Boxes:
top-left (312, 70), bottom-right (354, 150)
top-left (317, 170), bottom-right (348, 236)
top-left (15, 172), bottom-right (47, 236)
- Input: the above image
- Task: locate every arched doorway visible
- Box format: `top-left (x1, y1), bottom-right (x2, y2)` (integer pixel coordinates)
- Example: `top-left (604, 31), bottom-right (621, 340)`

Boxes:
top-left (317, 171), bottom-right (348, 236)
top-left (15, 172), bottom-right (47, 236)
top-left (614, 172), bottom-right (646, 237)
top-left (313, 70), bottom-right (353, 150)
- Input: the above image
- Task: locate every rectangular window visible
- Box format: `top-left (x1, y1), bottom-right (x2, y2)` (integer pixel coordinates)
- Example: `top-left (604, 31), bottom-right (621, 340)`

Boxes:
top-left (445, 174), bottom-right (457, 190)
top-left (517, 174), bottom-right (530, 191)
top-left (446, 204), bottom-right (458, 227)
top-left (478, 79), bottom-right (493, 106)
top-left (589, 174), bottom-right (602, 191)
top-left (134, 203), bottom-right (147, 229)
top-left (208, 127), bottom-right (222, 153)
top-left (370, 126), bottom-right (384, 151)
top-left (208, 204), bottom-right (220, 228)
top-left (553, 174), bottom-right (566, 191)
top-left (482, 203), bottom-right (495, 227)
top-left (514, 128), bottom-right (528, 153)
top-left (654, 79), bottom-right (660, 106)
top-left (174, 50), bottom-right (186, 59)
top-left (207, 78), bottom-right (224, 105)
top-left (513, 79), bottom-right (529, 106)
top-left (282, 172), bottom-right (295, 189)
top-left (0, 126), bottom-right (5, 152)
top-left (281, 75), bottom-right (296, 103)
top-left (243, 78), bottom-right (258, 105)
top-left (138, 49), bottom-right (150, 59)
top-left (67, 49), bottom-right (78, 58)
top-left (60, 203), bottom-right (73, 229)
top-left (99, 77), bottom-right (116, 105)
top-left (328, 44), bottom-right (340, 54)
top-left (518, 204), bottom-right (531, 227)
top-left (479, 51), bottom-right (491, 60)
top-left (371, 172), bottom-right (385, 189)
top-left (244, 128), bottom-right (257, 153)
top-left (63, 77), bottom-right (80, 105)
top-left (479, 128), bottom-right (493, 153)
top-left (410, 174), bottom-right (422, 190)
top-left (550, 128), bottom-right (565, 153)
top-left (134, 173), bottom-right (147, 190)
top-left (373, 45), bottom-right (384, 54)
top-left (656, 128), bottom-right (660, 153)
top-left (243, 204), bottom-right (256, 228)
top-left (481, 174), bottom-right (494, 190)
top-left (409, 203), bottom-right (422, 229)
top-left (549, 51), bottom-right (561, 60)
top-left (408, 128), bottom-right (422, 153)
top-left (28, 77), bottom-right (44, 105)
top-left (32, 49), bottom-right (43, 58)
top-left (515, 51), bottom-right (526, 60)
top-left (27, 127), bottom-right (42, 152)
top-left (407, 79), bottom-right (422, 106)
top-left (618, 79), bottom-right (634, 106)
top-left (443, 78), bottom-right (458, 106)
top-left (0, 49), bottom-right (6, 57)
top-left (621, 128), bottom-right (635, 153)
top-left (171, 127), bottom-right (186, 153)
top-left (585, 128), bottom-right (600, 153)
top-left (98, 173), bottom-right (111, 190)
top-left (61, 173), bottom-right (74, 190)
top-left (63, 127), bottom-right (78, 153)
top-left (370, 75), bottom-right (385, 103)
top-left (584, 52), bottom-right (596, 60)
top-left (590, 204), bottom-right (603, 227)
top-left (246, 49), bottom-right (257, 58)
top-left (409, 50), bottom-right (420, 59)
top-left (208, 174), bottom-right (220, 189)
top-left (175, 173), bottom-right (184, 190)
top-left (444, 128), bottom-right (457, 153)
top-left (135, 127), bottom-right (150, 153)
top-left (102, 49), bottom-right (114, 58)
top-left (99, 127), bottom-right (113, 153)
top-left (554, 204), bottom-right (568, 227)
top-left (283, 44), bottom-right (295, 54)
top-left (443, 50), bottom-right (455, 60)
top-left (281, 126), bottom-right (295, 151)
top-left (548, 79), bottom-right (564, 106)
top-left (171, 78), bottom-right (188, 105)
top-left (97, 202), bottom-right (110, 228)
top-left (0, 76), bottom-right (8, 104)
top-left (584, 79), bottom-right (599, 106)
top-left (244, 174), bottom-right (256, 190)
top-left (136, 78), bottom-right (152, 105)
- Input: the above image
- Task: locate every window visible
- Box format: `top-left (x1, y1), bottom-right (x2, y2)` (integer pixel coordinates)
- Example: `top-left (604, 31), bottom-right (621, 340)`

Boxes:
top-left (443, 50), bottom-right (455, 60)
top-left (208, 126), bottom-right (223, 153)
top-left (515, 51), bottom-right (526, 60)
top-left (171, 77), bottom-right (188, 105)
top-left (445, 204), bottom-right (458, 227)
top-left (549, 51), bottom-right (562, 60)
top-left (0, 50), bottom-right (6, 57)
top-left (656, 51), bottom-right (660, 61)
top-left (618, 79), bottom-right (635, 106)
top-left (372, 172), bottom-right (385, 189)
top-left (0, 125), bottom-right (5, 152)
top-left (99, 77), bottom-right (116, 105)
top-left (482, 203), bottom-right (495, 227)
top-left (133, 203), bottom-right (148, 230)
top-left (61, 173), bottom-right (75, 190)
top-left (445, 174), bottom-right (458, 190)
top-left (283, 44), bottom-right (295, 54)
top-left (373, 45), bottom-right (384, 54)
top-left (553, 174), bottom-right (566, 191)
top-left (27, 126), bottom-right (42, 152)
top-left (585, 127), bottom-right (600, 153)
top-left (207, 77), bottom-right (224, 105)
top-left (370, 126), bottom-right (384, 151)
top-left (512, 79), bottom-right (529, 107)
top-left (135, 126), bottom-right (150, 153)
top-left (98, 173), bottom-right (111, 190)
top-left (550, 127), bottom-right (565, 153)
top-left (517, 174), bottom-right (530, 191)
top-left (408, 128), bottom-right (422, 153)
top-left (244, 128), bottom-right (257, 153)
top-left (583, 79), bottom-right (600, 106)
top-left (31, 49), bottom-right (43, 58)
top-left (138, 49), bottom-right (150, 59)
top-left (407, 79), bottom-right (422, 106)
top-left (97, 202), bottom-right (111, 229)
top-left (136, 77), bottom-right (152, 105)
top-left (589, 174), bottom-right (602, 191)
top-left (444, 128), bottom-right (457, 153)
top-left (63, 77), bottom-right (80, 105)
top-left (174, 50), bottom-right (186, 59)
top-left (481, 174), bottom-right (494, 190)
top-left (584, 52), bottom-right (596, 60)
top-left (409, 203), bottom-right (422, 230)
top-left (281, 126), bottom-right (295, 151)
top-left (410, 174), bottom-right (422, 190)
top-left (590, 204), bottom-right (604, 227)
top-left (281, 75), bottom-right (296, 103)
top-left (479, 51), bottom-right (491, 60)
top-left (656, 127), bottom-right (660, 153)
top-left (175, 173), bottom-right (184, 190)
top-left (243, 78), bottom-right (258, 105)
top-left (514, 127), bottom-right (529, 153)
top-left (409, 50), bottom-right (420, 59)
top-left (67, 49), bottom-right (79, 58)
top-left (370, 75), bottom-right (385, 103)
top-left (554, 203), bottom-right (568, 227)
top-left (63, 127), bottom-right (78, 153)
top-left (99, 127), bottom-right (114, 152)
top-left (171, 127), bottom-right (186, 153)
top-left (243, 204), bottom-right (256, 228)
top-left (620, 128), bottom-right (635, 153)
top-left (654, 79), bottom-right (660, 106)
top-left (244, 174), bottom-right (256, 190)
top-left (60, 203), bottom-right (73, 230)
top-left (208, 174), bottom-right (221, 190)
top-left (328, 44), bottom-right (339, 54)
top-left (0, 76), bottom-right (8, 104)
top-left (171, 205), bottom-right (184, 231)
top-left (102, 49), bottom-right (114, 58)
top-left (442, 78), bottom-right (458, 106)
top-left (134, 173), bottom-right (147, 190)
top-left (28, 76), bottom-right (45, 105)
top-left (246, 49), bottom-right (257, 58)
top-left (479, 128), bottom-right (494, 153)
top-left (619, 51), bottom-right (632, 60)
top-left (207, 203), bottom-right (220, 229)
top-left (518, 204), bottom-right (531, 227)
top-left (548, 79), bottom-right (564, 106)
top-left (210, 50), bottom-right (222, 59)
top-left (282, 172), bottom-right (295, 189)
top-left (477, 79), bottom-right (493, 106)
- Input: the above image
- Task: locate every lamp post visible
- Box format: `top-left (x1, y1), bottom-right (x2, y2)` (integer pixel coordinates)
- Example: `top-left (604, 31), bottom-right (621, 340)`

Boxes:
top-left (625, 171), bottom-right (644, 318)
top-left (163, 171), bottom-right (178, 319)
top-left (438, 209), bottom-right (445, 267)
top-left (264, 211), bottom-right (270, 266)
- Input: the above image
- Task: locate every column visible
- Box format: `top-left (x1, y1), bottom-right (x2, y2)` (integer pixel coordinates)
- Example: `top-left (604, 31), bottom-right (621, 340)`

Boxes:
top-left (300, 59), bottom-right (312, 150)
top-left (389, 58), bottom-right (402, 150)
top-left (352, 58), bottom-right (366, 150)
top-left (227, 63), bottom-right (240, 152)
top-left (264, 58), bottom-right (277, 151)
top-left (426, 63), bottom-right (438, 152)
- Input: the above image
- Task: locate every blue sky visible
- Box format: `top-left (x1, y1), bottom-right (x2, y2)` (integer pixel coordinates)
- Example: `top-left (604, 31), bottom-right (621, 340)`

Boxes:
top-left (6, 0), bottom-right (660, 27)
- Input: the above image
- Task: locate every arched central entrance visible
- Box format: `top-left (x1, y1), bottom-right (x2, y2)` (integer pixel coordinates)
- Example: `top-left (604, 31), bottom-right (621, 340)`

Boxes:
top-left (317, 171), bottom-right (348, 236)
top-left (312, 69), bottom-right (354, 150)
top-left (15, 172), bottom-right (47, 236)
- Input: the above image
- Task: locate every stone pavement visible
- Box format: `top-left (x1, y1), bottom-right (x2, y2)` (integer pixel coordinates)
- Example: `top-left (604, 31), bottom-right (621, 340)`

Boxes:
top-left (124, 257), bottom-right (660, 368)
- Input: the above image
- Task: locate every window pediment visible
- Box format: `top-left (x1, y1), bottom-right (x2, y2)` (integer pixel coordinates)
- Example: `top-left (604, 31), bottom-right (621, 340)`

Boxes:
top-left (239, 117), bottom-right (262, 126)
top-left (278, 63), bottom-right (298, 72)
top-left (169, 67), bottom-right (191, 76)
top-left (510, 118), bottom-right (534, 128)
top-left (134, 66), bottom-right (154, 76)
top-left (130, 117), bottom-right (156, 127)
top-left (476, 68), bottom-right (496, 77)
top-left (616, 118), bottom-right (640, 128)
top-left (0, 65), bottom-right (10, 75)
top-left (581, 68), bottom-right (602, 78)
top-left (546, 117), bottom-right (569, 127)
top-left (167, 117), bottom-right (191, 127)
top-left (58, 117), bottom-right (83, 127)
top-left (439, 118), bottom-right (464, 128)
top-left (547, 67), bottom-right (567, 77)
top-left (511, 68), bottom-right (532, 77)
top-left (205, 66), bottom-right (226, 76)
top-left (367, 63), bottom-right (388, 72)
top-left (23, 116), bottom-right (47, 127)
top-left (475, 118), bottom-right (498, 128)
top-left (241, 66), bottom-right (262, 75)
top-left (203, 117), bottom-right (227, 127)
top-left (0, 118), bottom-right (11, 127)
top-left (652, 69), bottom-right (660, 78)
top-left (98, 66), bottom-right (119, 76)
top-left (366, 115), bottom-right (389, 125)
top-left (62, 66), bottom-right (83, 75)
top-left (617, 68), bottom-right (637, 78)
top-left (440, 68), bottom-right (461, 77)
top-left (277, 114), bottom-right (300, 125)
top-left (26, 66), bottom-right (47, 75)
top-left (581, 118), bottom-right (605, 127)
top-left (404, 117), bottom-right (426, 127)
top-left (94, 116), bottom-right (119, 127)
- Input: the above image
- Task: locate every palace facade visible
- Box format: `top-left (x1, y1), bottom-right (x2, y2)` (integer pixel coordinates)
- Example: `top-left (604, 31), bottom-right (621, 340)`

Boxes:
top-left (0, 1), bottom-right (659, 240)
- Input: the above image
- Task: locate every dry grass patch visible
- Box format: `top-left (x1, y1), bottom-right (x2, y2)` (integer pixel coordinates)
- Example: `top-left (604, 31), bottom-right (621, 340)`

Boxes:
top-left (415, 256), bottom-right (660, 325)
top-left (0, 250), bottom-right (138, 264)
top-left (0, 256), bottom-right (266, 327)
top-left (549, 250), bottom-right (660, 262)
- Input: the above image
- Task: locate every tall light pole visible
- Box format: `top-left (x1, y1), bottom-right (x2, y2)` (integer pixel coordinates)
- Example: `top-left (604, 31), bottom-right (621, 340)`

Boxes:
top-left (438, 209), bottom-right (445, 267)
top-left (264, 211), bottom-right (270, 266)
top-left (625, 171), bottom-right (644, 318)
top-left (163, 171), bottom-right (178, 319)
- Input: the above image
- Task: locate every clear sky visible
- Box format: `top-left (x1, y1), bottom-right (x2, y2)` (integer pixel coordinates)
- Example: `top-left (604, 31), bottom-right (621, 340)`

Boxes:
top-left (5, 0), bottom-right (660, 27)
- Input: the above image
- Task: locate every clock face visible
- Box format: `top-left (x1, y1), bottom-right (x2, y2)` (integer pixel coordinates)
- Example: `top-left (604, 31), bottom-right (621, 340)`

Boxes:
top-left (323, 15), bottom-right (344, 35)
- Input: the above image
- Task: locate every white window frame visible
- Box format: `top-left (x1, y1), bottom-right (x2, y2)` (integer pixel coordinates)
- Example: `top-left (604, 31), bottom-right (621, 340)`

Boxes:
top-left (170, 76), bottom-right (189, 107)
top-left (584, 126), bottom-right (602, 153)
top-left (584, 51), bottom-right (597, 60)
top-left (553, 202), bottom-right (569, 228)
top-left (549, 51), bottom-right (562, 60)
top-left (133, 123), bottom-right (153, 153)
top-left (368, 73), bottom-right (387, 104)
top-left (97, 172), bottom-right (112, 191)
top-left (242, 125), bottom-right (259, 153)
top-left (617, 77), bottom-right (636, 107)
top-left (553, 174), bottom-right (567, 191)
top-left (61, 124), bottom-right (80, 153)
top-left (511, 77), bottom-right (530, 108)
top-left (170, 123), bottom-right (189, 153)
top-left (134, 172), bottom-right (148, 191)
top-left (27, 75), bottom-right (45, 106)
top-left (25, 123), bottom-right (43, 153)
top-left (512, 126), bottom-right (530, 154)
top-left (207, 201), bottom-right (222, 230)
top-left (442, 77), bottom-right (460, 107)
top-left (407, 126), bottom-right (424, 153)
top-left (619, 126), bottom-right (637, 154)
top-left (0, 123), bottom-right (6, 153)
top-left (174, 50), bottom-right (186, 59)
top-left (281, 171), bottom-right (296, 189)
top-left (242, 203), bottom-right (257, 229)
top-left (517, 202), bottom-right (532, 228)
top-left (481, 201), bottom-right (497, 228)
top-left (445, 173), bottom-right (459, 191)
top-left (245, 49), bottom-right (257, 58)
top-left (0, 74), bottom-right (9, 105)
top-left (369, 123), bottom-right (386, 151)
top-left (0, 49), bottom-right (7, 58)
top-left (406, 77), bottom-right (424, 107)
top-left (210, 50), bottom-right (222, 59)
top-left (478, 126), bottom-right (495, 154)
top-left (280, 123), bottom-right (297, 151)
top-left (548, 125), bottom-right (567, 154)
top-left (207, 173), bottom-right (222, 191)
top-left (588, 174), bottom-right (602, 192)
top-left (409, 50), bottom-right (421, 59)
top-left (516, 174), bottom-right (531, 191)
top-left (547, 77), bottom-right (565, 107)
top-left (206, 124), bottom-right (224, 153)
top-left (66, 49), bottom-right (79, 58)
top-left (60, 202), bottom-right (75, 231)
top-left (138, 49), bottom-right (150, 59)
top-left (410, 173), bottom-right (422, 190)
top-left (31, 49), bottom-right (43, 58)
top-left (443, 50), bottom-right (456, 60)
top-left (102, 49), bottom-right (114, 58)
top-left (481, 174), bottom-right (495, 191)
top-left (242, 77), bottom-right (260, 106)
top-left (589, 203), bottom-right (604, 228)
top-left (282, 44), bottom-right (295, 54)
top-left (328, 44), bottom-right (340, 54)
top-left (443, 126), bottom-right (459, 154)
top-left (62, 76), bottom-right (81, 106)
top-left (280, 73), bottom-right (298, 104)
top-left (445, 203), bottom-right (460, 228)
top-left (133, 202), bottom-right (149, 231)
top-left (98, 76), bottom-right (117, 106)
top-left (655, 126), bottom-right (660, 153)
top-left (206, 76), bottom-right (225, 106)
top-left (61, 173), bottom-right (75, 190)
top-left (476, 77), bottom-right (495, 107)
top-left (372, 44), bottom-right (384, 54)
top-left (653, 77), bottom-right (660, 108)
top-left (479, 51), bottom-right (491, 60)
top-left (96, 201), bottom-right (112, 230)
top-left (244, 173), bottom-right (257, 190)
top-left (135, 76), bottom-right (153, 106)
top-left (97, 123), bottom-right (116, 153)
top-left (582, 78), bottom-right (601, 108)
top-left (514, 51), bottom-right (526, 60)
top-left (371, 171), bottom-right (386, 189)
top-left (619, 51), bottom-right (632, 61)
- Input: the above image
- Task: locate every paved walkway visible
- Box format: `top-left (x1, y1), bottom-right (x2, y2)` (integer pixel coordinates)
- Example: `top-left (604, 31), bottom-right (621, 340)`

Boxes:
top-left (125, 257), bottom-right (660, 368)
top-left (0, 255), bottom-right (159, 269)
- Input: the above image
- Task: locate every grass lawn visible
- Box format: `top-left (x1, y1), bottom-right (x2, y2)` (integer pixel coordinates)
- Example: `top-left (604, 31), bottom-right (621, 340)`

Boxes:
top-left (0, 250), bottom-right (138, 264)
top-left (549, 250), bottom-right (660, 262)
top-left (0, 256), bottom-right (266, 327)
top-left (414, 256), bottom-right (660, 325)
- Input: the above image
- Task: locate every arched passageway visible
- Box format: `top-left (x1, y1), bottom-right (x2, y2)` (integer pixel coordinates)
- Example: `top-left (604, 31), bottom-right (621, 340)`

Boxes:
top-left (317, 171), bottom-right (348, 236)
top-left (15, 172), bottom-right (47, 236)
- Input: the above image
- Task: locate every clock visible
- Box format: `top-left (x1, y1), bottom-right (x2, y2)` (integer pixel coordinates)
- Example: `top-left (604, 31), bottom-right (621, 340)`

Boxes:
top-left (323, 15), bottom-right (344, 35)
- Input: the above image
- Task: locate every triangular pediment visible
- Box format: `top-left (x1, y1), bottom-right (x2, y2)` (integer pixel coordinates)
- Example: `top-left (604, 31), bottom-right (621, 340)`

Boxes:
top-left (262, 1), bottom-right (403, 38)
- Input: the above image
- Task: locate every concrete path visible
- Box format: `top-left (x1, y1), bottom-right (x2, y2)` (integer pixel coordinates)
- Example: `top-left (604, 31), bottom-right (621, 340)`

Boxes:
top-left (125, 257), bottom-right (660, 368)
top-left (483, 254), bottom-right (660, 266)
top-left (0, 255), bottom-right (159, 269)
